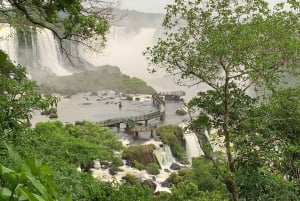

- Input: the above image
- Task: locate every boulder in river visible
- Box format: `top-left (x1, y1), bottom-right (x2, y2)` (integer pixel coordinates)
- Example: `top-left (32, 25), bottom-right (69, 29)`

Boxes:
top-left (170, 163), bottom-right (181, 170)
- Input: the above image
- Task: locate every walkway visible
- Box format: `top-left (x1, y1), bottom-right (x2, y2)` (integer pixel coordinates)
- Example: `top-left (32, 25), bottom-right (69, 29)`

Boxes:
top-left (97, 91), bottom-right (185, 128)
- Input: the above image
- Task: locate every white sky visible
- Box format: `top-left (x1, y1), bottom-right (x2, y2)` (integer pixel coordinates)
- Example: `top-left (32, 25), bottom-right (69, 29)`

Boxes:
top-left (119, 0), bottom-right (174, 13)
top-left (120, 0), bottom-right (284, 13)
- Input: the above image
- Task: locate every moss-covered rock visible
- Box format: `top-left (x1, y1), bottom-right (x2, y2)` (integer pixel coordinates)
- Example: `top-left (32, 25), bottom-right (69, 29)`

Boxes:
top-left (146, 163), bottom-right (160, 175)
top-left (122, 144), bottom-right (157, 169)
top-left (175, 108), bottom-right (187, 116)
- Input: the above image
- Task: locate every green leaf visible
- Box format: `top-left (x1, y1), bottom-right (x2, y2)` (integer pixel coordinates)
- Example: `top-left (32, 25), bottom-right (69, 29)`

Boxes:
top-left (19, 188), bottom-right (43, 201)
top-left (0, 165), bottom-right (15, 174)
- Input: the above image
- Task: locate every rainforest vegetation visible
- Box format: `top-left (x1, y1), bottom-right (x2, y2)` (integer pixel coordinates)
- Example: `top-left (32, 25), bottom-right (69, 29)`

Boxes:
top-left (1, 0), bottom-right (300, 201)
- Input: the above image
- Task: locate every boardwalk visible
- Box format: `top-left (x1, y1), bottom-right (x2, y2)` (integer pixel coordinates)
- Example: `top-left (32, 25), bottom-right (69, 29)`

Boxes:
top-left (97, 91), bottom-right (185, 128)
top-left (160, 91), bottom-right (185, 97)
top-left (98, 92), bottom-right (165, 127)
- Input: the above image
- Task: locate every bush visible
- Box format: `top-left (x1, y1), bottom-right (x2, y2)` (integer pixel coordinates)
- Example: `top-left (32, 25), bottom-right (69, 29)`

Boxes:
top-left (122, 144), bottom-right (157, 166)
top-left (111, 156), bottom-right (123, 167)
top-left (146, 163), bottom-right (160, 175)
top-left (49, 113), bottom-right (58, 119)
top-left (123, 174), bottom-right (140, 185)
top-left (176, 108), bottom-right (187, 116)
top-left (134, 160), bottom-right (145, 170)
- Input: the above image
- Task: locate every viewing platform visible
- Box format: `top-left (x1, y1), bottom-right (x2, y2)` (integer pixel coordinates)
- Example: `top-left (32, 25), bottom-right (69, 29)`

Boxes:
top-left (159, 91), bottom-right (185, 101)
top-left (97, 91), bottom-right (185, 137)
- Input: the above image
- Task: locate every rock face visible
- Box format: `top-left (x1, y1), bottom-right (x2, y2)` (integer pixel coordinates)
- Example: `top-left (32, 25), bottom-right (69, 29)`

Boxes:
top-left (161, 179), bottom-right (173, 188)
top-left (170, 163), bottom-right (181, 170)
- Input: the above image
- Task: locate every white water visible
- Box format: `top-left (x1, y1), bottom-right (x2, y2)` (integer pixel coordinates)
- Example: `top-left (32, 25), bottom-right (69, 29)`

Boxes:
top-left (154, 144), bottom-right (174, 169)
top-left (0, 24), bottom-right (71, 76)
top-left (36, 28), bottom-right (71, 75)
top-left (0, 22), bottom-right (205, 101)
top-left (184, 132), bottom-right (204, 163)
top-left (92, 140), bottom-right (176, 193)
top-left (0, 24), bottom-right (19, 64)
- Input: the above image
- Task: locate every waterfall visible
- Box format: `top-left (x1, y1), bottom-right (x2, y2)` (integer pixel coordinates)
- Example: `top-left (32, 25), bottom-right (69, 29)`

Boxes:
top-left (0, 23), bottom-right (72, 77)
top-left (184, 132), bottom-right (204, 163)
top-left (154, 145), bottom-right (174, 169)
top-left (0, 24), bottom-right (19, 64)
top-left (36, 28), bottom-right (71, 75)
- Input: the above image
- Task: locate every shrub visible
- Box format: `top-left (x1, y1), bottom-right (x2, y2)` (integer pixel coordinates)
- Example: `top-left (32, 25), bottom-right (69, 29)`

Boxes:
top-left (122, 144), bottom-right (157, 166)
top-left (133, 160), bottom-right (145, 170)
top-left (111, 157), bottom-right (123, 167)
top-left (176, 108), bottom-right (187, 115)
top-left (146, 163), bottom-right (160, 175)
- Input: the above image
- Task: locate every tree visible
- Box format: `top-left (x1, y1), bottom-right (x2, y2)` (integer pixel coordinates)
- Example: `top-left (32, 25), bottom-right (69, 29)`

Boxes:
top-left (145, 0), bottom-right (300, 200)
top-left (1, 0), bottom-right (119, 54)
top-left (235, 86), bottom-right (300, 200)
top-left (0, 51), bottom-right (58, 139)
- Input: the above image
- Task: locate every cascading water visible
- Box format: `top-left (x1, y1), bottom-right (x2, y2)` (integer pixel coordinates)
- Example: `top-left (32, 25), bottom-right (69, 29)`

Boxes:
top-left (0, 23), bottom-right (71, 77)
top-left (36, 28), bottom-right (71, 75)
top-left (184, 131), bottom-right (204, 163)
top-left (154, 144), bottom-right (174, 169)
top-left (0, 24), bottom-right (19, 63)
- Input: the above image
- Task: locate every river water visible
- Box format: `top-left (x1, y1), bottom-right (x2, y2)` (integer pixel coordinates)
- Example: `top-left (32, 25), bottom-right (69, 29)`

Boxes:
top-left (31, 91), bottom-right (190, 139)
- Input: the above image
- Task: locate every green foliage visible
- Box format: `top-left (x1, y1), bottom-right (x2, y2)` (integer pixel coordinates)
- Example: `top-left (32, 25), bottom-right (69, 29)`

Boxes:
top-left (156, 125), bottom-right (186, 162)
top-left (122, 144), bottom-right (157, 168)
top-left (111, 157), bottom-right (123, 167)
top-left (65, 121), bottom-right (122, 151)
top-left (145, 0), bottom-right (300, 199)
top-left (0, 51), bottom-right (58, 139)
top-left (236, 167), bottom-right (298, 201)
top-left (169, 182), bottom-right (228, 201)
top-left (235, 86), bottom-right (300, 199)
top-left (145, 163), bottom-right (160, 175)
top-left (175, 109), bottom-right (187, 116)
top-left (122, 174), bottom-right (140, 186)
top-left (38, 65), bottom-right (156, 95)
top-left (24, 121), bottom-right (122, 170)
top-left (0, 144), bottom-right (70, 201)
top-left (165, 157), bottom-right (226, 195)
top-left (0, 0), bottom-right (115, 50)
top-left (133, 160), bottom-right (145, 170)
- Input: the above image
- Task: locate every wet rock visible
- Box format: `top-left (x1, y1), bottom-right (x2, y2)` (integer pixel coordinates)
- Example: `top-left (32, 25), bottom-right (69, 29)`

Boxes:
top-left (75, 120), bottom-right (85, 126)
top-left (142, 179), bottom-right (157, 191)
top-left (170, 163), bottom-right (181, 170)
top-left (125, 160), bottom-right (132, 167)
top-left (164, 168), bottom-right (171, 173)
top-left (100, 161), bottom-right (110, 169)
top-left (161, 179), bottom-right (173, 188)
top-left (109, 167), bottom-right (119, 175)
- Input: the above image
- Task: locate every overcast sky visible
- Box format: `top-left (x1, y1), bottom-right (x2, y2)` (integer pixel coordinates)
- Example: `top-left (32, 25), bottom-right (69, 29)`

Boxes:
top-left (120, 0), bottom-right (284, 13)
top-left (119, 0), bottom-right (174, 13)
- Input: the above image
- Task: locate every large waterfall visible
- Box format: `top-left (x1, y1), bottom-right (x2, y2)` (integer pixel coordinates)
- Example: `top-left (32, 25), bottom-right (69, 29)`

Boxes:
top-left (0, 10), bottom-right (205, 100)
top-left (0, 25), bottom-right (18, 64)
top-left (0, 24), bottom-right (72, 77)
